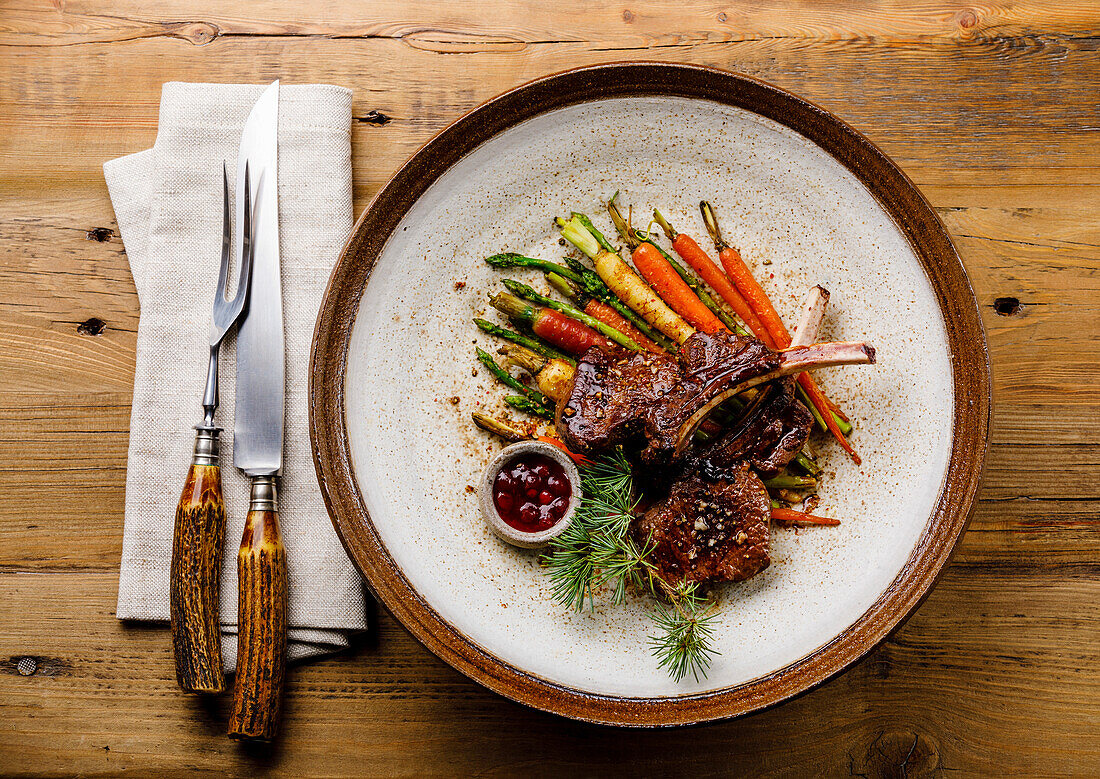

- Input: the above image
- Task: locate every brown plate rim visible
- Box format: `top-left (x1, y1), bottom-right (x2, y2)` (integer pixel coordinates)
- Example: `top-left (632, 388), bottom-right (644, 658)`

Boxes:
top-left (308, 61), bottom-right (991, 727)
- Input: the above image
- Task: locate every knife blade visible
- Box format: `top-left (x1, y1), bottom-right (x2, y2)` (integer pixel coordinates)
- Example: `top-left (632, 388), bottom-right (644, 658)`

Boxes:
top-left (234, 81), bottom-right (283, 476)
top-left (227, 80), bottom-right (288, 743)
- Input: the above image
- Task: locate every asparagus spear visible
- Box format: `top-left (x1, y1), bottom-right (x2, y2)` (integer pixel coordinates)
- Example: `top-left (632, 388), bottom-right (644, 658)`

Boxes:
top-left (485, 253), bottom-right (583, 284)
top-left (501, 278), bottom-right (643, 352)
top-left (505, 395), bottom-right (554, 420)
top-left (471, 412), bottom-right (532, 442)
top-left (797, 382), bottom-right (853, 436)
top-left (474, 318), bottom-right (575, 365)
top-left (762, 475), bottom-right (818, 490)
top-left (476, 347), bottom-right (553, 408)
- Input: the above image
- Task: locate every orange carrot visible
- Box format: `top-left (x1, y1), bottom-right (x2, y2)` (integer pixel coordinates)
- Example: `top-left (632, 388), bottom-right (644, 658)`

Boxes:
top-left (537, 435), bottom-right (591, 466)
top-left (770, 507), bottom-right (840, 526)
top-left (797, 373), bottom-right (861, 464)
top-left (630, 242), bottom-right (725, 334)
top-left (673, 237), bottom-right (773, 345)
top-left (717, 243), bottom-right (791, 346)
top-left (584, 299), bottom-right (665, 353)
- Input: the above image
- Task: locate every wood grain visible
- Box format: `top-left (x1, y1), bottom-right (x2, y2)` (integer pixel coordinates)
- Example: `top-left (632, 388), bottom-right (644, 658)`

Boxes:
top-left (0, 0), bottom-right (1097, 772)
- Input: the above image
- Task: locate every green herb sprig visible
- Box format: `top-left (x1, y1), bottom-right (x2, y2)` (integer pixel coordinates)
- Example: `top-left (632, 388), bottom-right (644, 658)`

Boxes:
top-left (543, 450), bottom-right (720, 682)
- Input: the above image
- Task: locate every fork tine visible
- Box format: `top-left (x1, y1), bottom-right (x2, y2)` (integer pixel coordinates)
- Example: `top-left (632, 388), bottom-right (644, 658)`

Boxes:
top-left (216, 162), bottom-right (232, 302)
top-left (232, 162), bottom-right (254, 307)
top-left (238, 166), bottom-right (258, 306)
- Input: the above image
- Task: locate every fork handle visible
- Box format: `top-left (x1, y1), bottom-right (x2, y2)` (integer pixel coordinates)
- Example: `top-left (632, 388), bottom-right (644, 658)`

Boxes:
top-left (229, 475), bottom-right (287, 742)
top-left (170, 427), bottom-right (226, 694)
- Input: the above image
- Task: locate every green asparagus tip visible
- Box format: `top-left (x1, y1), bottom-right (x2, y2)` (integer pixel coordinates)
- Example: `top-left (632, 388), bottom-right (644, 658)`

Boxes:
top-left (484, 252), bottom-right (523, 268)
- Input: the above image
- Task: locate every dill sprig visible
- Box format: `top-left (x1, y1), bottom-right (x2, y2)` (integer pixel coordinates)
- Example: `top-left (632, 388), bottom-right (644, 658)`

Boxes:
top-left (648, 581), bottom-right (721, 683)
top-left (543, 450), bottom-right (720, 681)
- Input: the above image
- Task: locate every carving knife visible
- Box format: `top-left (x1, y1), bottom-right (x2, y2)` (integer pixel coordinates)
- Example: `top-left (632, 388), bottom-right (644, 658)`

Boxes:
top-left (227, 80), bottom-right (287, 742)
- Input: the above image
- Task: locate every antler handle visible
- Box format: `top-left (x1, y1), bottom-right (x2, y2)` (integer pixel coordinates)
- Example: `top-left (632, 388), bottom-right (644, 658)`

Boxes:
top-left (228, 475), bottom-right (287, 742)
top-left (169, 428), bottom-right (227, 694)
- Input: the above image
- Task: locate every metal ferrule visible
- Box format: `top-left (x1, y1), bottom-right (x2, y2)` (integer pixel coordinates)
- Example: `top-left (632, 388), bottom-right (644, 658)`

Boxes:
top-left (249, 475), bottom-right (278, 512)
top-left (191, 426), bottom-right (221, 466)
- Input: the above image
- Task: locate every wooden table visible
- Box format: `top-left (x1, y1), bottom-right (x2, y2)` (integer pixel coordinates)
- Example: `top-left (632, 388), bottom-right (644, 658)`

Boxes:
top-left (2, 2), bottom-right (1097, 775)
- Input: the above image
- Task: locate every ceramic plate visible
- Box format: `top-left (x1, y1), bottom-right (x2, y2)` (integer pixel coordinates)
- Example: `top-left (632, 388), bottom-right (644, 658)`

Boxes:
top-left (310, 63), bottom-right (990, 725)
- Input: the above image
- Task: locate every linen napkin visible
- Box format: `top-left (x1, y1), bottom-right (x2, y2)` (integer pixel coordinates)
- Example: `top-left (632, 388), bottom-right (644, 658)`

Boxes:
top-left (106, 82), bottom-right (368, 670)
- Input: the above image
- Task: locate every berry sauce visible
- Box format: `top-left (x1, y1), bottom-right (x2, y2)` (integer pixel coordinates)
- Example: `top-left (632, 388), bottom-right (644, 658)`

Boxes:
top-left (493, 453), bottom-right (572, 533)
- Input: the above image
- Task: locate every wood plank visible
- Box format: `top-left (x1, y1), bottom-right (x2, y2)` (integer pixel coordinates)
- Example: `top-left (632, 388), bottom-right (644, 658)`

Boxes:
top-left (0, 569), bottom-right (1096, 776)
top-left (1, 0), bottom-right (1097, 772)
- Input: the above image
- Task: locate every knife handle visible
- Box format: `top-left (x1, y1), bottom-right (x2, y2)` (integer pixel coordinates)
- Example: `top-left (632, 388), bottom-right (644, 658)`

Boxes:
top-left (229, 475), bottom-right (287, 742)
top-left (169, 428), bottom-right (227, 694)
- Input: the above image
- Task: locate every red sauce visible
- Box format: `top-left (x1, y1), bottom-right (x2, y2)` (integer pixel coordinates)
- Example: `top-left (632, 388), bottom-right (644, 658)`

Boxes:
top-left (493, 453), bottom-right (572, 533)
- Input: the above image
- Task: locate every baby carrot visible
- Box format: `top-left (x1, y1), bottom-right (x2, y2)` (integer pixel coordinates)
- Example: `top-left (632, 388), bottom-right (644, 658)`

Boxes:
top-left (630, 242), bottom-right (726, 334)
top-left (770, 506), bottom-right (840, 526)
top-left (584, 298), bottom-right (666, 353)
top-left (652, 209), bottom-right (773, 346)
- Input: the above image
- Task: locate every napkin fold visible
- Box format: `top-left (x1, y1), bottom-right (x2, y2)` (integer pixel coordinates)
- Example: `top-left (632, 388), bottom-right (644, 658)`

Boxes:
top-left (106, 83), bottom-right (368, 670)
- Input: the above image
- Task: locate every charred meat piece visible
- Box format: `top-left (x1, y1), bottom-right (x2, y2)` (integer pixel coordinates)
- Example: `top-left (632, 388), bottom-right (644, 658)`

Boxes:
top-left (634, 465), bottom-right (770, 586)
top-left (555, 329), bottom-right (872, 465)
top-left (555, 331), bottom-right (778, 464)
top-left (700, 380), bottom-right (813, 479)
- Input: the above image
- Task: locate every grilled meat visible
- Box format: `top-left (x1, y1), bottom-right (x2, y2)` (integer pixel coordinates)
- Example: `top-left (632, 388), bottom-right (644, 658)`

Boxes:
top-left (634, 464), bottom-right (770, 585)
top-left (699, 380), bottom-right (813, 479)
top-left (555, 331), bottom-right (778, 464)
top-left (555, 329), bottom-right (872, 465)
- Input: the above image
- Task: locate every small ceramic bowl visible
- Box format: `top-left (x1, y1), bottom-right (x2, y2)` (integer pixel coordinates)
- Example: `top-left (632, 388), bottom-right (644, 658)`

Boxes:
top-left (478, 440), bottom-right (582, 548)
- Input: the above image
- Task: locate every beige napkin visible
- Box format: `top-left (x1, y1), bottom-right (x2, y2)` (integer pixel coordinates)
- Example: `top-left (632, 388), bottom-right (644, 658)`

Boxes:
top-left (105, 82), bottom-right (368, 670)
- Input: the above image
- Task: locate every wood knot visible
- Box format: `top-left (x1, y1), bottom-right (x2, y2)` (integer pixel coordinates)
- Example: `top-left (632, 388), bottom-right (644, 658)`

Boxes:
top-left (175, 21), bottom-right (219, 45)
top-left (957, 9), bottom-right (979, 30)
top-left (993, 296), bottom-right (1021, 316)
top-left (86, 227), bottom-right (114, 242)
top-left (77, 317), bottom-right (107, 336)
top-left (357, 110), bottom-right (393, 126)
top-left (622, 9), bottom-right (634, 22)
top-left (857, 731), bottom-right (939, 778)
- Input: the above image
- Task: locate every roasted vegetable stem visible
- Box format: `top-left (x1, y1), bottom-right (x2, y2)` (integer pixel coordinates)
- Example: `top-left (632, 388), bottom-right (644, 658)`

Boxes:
top-left (546, 271), bottom-right (579, 300)
top-left (476, 347), bottom-right (551, 407)
top-left (561, 256), bottom-right (676, 350)
top-left (502, 279), bottom-right (643, 352)
top-left (485, 253), bottom-right (583, 283)
top-left (762, 475), bottom-right (817, 490)
top-left (473, 318), bottom-right (574, 365)
top-left (471, 412), bottom-right (531, 442)
top-left (504, 395), bottom-right (553, 420)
